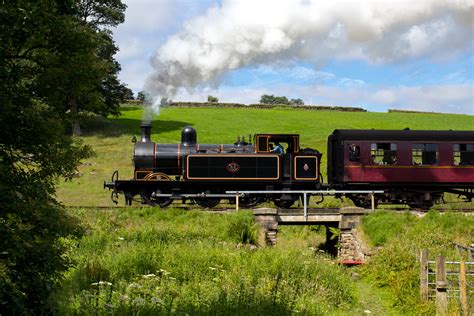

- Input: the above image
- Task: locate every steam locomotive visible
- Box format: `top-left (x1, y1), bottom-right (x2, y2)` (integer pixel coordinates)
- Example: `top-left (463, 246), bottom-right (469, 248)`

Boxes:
top-left (104, 124), bottom-right (322, 208)
top-left (104, 124), bottom-right (474, 209)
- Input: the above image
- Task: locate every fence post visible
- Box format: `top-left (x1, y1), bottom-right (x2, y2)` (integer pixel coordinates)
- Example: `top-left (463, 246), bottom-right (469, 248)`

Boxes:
top-left (436, 255), bottom-right (448, 316)
top-left (459, 260), bottom-right (469, 316)
top-left (420, 249), bottom-right (429, 301)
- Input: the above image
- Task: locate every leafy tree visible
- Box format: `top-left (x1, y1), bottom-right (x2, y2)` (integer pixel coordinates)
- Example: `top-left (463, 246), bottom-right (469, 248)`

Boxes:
top-left (37, 0), bottom-right (128, 135)
top-left (0, 0), bottom-right (124, 313)
top-left (137, 91), bottom-right (147, 102)
top-left (290, 98), bottom-right (304, 105)
top-left (207, 95), bottom-right (219, 103)
top-left (259, 94), bottom-right (290, 105)
top-left (122, 86), bottom-right (134, 100)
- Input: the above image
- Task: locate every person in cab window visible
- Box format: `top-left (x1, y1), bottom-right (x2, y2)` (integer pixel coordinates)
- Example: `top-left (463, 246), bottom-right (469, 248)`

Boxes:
top-left (349, 144), bottom-right (360, 162)
top-left (271, 142), bottom-right (284, 154)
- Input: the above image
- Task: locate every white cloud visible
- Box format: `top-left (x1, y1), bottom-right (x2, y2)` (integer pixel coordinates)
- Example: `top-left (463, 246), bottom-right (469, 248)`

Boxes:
top-left (146, 0), bottom-right (473, 102)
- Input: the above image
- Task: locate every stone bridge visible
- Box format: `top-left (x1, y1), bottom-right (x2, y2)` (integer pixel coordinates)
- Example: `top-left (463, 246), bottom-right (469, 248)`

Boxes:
top-left (253, 207), bottom-right (370, 264)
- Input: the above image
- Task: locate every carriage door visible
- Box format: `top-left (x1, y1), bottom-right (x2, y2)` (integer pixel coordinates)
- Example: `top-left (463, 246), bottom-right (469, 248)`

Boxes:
top-left (345, 142), bottom-right (364, 182)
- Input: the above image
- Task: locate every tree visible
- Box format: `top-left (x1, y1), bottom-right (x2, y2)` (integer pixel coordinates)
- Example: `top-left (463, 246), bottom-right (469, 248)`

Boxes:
top-left (137, 91), bottom-right (147, 102)
top-left (207, 95), bottom-right (219, 103)
top-left (290, 98), bottom-right (304, 105)
top-left (0, 1), bottom-right (120, 313)
top-left (37, 0), bottom-right (128, 135)
top-left (259, 94), bottom-right (290, 105)
top-left (122, 86), bottom-right (134, 100)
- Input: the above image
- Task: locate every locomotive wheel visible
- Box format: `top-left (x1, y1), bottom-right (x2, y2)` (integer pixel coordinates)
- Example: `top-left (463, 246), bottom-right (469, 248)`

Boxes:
top-left (408, 201), bottom-right (434, 210)
top-left (141, 194), bottom-right (173, 208)
top-left (273, 196), bottom-right (295, 209)
top-left (143, 172), bottom-right (173, 208)
top-left (239, 195), bottom-right (263, 208)
top-left (194, 198), bottom-right (221, 208)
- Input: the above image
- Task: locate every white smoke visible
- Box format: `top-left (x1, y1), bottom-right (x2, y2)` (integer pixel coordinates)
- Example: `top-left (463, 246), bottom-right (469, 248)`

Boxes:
top-left (144, 0), bottom-right (473, 112)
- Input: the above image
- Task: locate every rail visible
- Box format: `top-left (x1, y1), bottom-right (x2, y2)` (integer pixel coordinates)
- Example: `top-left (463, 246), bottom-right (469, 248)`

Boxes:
top-left (226, 190), bottom-right (384, 219)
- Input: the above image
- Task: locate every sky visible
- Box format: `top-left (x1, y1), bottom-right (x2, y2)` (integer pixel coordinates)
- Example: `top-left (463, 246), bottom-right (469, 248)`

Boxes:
top-left (113, 0), bottom-right (474, 114)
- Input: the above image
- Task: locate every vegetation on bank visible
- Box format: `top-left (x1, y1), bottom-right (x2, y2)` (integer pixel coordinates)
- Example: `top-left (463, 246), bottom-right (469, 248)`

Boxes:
top-left (53, 209), bottom-right (356, 315)
top-left (362, 211), bottom-right (474, 314)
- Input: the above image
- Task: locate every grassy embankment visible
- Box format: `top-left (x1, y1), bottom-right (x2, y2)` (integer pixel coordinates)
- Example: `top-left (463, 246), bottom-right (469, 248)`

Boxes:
top-left (53, 106), bottom-right (474, 314)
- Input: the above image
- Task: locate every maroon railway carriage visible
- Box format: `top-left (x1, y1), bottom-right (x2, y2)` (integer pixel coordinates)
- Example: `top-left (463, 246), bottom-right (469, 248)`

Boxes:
top-left (327, 129), bottom-right (474, 209)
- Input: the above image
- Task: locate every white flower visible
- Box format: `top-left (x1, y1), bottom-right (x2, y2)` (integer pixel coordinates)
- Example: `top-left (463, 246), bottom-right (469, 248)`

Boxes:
top-left (143, 274), bottom-right (156, 278)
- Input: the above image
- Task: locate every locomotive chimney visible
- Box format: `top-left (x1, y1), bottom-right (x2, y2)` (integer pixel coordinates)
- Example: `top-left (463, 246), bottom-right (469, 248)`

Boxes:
top-left (140, 123), bottom-right (152, 142)
top-left (181, 126), bottom-right (197, 146)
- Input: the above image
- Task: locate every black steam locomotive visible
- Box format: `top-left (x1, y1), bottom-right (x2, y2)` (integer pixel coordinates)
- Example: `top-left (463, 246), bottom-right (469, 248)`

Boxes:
top-left (104, 124), bottom-right (322, 208)
top-left (104, 124), bottom-right (474, 209)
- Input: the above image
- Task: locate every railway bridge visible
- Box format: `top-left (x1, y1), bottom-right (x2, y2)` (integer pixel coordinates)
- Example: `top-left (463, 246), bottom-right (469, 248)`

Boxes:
top-left (253, 206), bottom-right (371, 264)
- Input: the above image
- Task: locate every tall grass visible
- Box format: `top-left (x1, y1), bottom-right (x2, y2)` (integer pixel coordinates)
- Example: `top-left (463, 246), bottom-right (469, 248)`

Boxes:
top-left (362, 210), bottom-right (474, 313)
top-left (53, 208), bottom-right (356, 314)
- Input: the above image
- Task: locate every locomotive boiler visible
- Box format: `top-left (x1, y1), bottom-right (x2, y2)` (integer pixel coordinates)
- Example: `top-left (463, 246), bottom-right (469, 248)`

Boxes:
top-left (105, 123), bottom-right (322, 208)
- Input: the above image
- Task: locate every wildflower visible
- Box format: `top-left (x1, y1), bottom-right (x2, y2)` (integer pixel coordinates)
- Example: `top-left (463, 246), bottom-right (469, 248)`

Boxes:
top-left (119, 295), bottom-right (129, 301)
top-left (128, 282), bottom-right (141, 289)
top-left (159, 268), bottom-right (170, 275)
top-left (143, 273), bottom-right (156, 278)
top-left (118, 237), bottom-right (125, 241)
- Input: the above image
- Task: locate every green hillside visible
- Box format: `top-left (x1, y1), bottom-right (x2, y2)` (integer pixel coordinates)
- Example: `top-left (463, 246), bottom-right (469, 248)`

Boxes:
top-left (56, 105), bottom-right (474, 206)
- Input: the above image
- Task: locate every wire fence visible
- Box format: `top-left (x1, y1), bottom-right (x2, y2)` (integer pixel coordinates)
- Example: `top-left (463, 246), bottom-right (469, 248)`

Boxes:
top-left (420, 249), bottom-right (474, 315)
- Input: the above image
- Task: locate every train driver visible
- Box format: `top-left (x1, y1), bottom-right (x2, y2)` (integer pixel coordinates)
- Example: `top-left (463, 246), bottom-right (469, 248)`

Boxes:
top-left (271, 142), bottom-right (284, 154)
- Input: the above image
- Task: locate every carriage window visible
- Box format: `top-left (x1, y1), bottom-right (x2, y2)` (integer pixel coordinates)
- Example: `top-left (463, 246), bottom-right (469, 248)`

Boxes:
top-left (348, 144), bottom-right (360, 162)
top-left (412, 144), bottom-right (438, 165)
top-left (454, 144), bottom-right (474, 165)
top-left (371, 143), bottom-right (397, 165)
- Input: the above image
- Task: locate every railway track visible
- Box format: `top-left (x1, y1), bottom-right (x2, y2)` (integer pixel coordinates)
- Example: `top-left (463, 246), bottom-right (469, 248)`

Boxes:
top-left (65, 205), bottom-right (474, 213)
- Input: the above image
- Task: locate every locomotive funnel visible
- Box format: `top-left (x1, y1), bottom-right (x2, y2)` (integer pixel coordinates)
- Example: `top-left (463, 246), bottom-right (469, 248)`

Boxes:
top-left (181, 126), bottom-right (197, 146)
top-left (140, 123), bottom-right (152, 142)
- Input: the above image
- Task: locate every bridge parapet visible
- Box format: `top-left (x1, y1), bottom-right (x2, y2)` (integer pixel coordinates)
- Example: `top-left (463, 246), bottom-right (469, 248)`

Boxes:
top-left (252, 206), bottom-right (370, 263)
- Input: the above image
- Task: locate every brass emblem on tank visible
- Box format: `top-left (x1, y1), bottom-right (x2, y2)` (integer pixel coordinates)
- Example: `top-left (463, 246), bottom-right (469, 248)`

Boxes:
top-left (226, 162), bottom-right (240, 173)
top-left (303, 163), bottom-right (309, 171)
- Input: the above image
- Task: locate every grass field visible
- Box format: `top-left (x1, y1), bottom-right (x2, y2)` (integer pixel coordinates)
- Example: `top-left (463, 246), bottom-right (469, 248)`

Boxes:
top-left (53, 106), bottom-right (474, 314)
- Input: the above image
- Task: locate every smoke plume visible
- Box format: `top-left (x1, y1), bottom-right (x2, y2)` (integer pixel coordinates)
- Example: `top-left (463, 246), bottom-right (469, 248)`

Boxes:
top-left (144, 0), bottom-right (473, 113)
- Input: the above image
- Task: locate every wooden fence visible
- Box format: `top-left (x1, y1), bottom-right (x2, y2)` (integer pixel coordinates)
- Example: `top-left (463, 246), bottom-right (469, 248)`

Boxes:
top-left (420, 249), bottom-right (474, 315)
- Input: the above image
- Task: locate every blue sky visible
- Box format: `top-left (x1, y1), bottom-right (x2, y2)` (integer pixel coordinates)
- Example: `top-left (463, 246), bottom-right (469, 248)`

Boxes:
top-left (113, 0), bottom-right (473, 114)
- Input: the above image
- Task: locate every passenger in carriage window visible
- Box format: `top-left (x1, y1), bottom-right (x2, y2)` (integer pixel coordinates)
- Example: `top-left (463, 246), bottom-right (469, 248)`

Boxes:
top-left (349, 144), bottom-right (360, 162)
